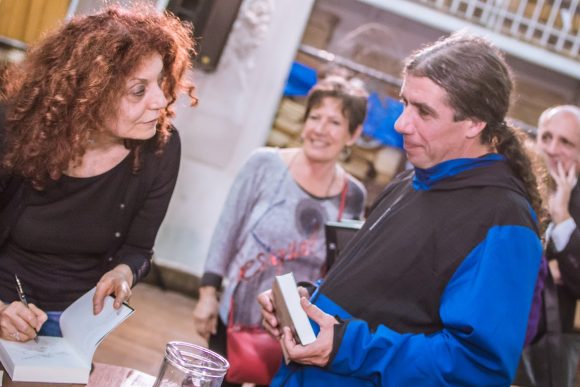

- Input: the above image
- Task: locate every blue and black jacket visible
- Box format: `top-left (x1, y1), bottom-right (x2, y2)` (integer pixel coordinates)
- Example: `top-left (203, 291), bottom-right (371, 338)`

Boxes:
top-left (272, 154), bottom-right (542, 386)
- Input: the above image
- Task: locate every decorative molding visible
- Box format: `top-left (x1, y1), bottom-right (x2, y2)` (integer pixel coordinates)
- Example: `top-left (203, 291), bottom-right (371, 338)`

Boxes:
top-left (221, 0), bottom-right (274, 88)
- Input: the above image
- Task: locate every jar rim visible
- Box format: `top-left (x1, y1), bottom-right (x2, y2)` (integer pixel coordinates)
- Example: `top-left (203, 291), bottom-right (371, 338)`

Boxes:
top-left (164, 341), bottom-right (229, 377)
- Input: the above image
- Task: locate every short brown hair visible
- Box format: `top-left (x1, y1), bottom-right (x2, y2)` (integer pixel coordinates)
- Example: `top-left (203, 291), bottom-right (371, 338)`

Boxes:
top-left (303, 76), bottom-right (368, 135)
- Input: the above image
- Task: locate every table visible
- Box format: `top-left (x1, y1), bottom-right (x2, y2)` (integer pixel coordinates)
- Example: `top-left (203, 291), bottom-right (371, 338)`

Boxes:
top-left (1, 363), bottom-right (156, 386)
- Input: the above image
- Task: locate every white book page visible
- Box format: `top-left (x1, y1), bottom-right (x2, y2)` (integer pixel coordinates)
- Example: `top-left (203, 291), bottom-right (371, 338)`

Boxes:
top-left (2, 336), bottom-right (86, 373)
top-left (60, 287), bottom-right (134, 365)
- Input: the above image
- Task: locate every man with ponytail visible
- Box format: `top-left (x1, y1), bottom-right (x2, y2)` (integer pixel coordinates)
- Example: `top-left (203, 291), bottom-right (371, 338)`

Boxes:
top-left (258, 33), bottom-right (543, 386)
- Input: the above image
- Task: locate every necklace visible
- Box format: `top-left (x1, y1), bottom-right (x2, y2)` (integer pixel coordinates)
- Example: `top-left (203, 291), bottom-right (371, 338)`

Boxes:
top-left (288, 149), bottom-right (339, 197)
top-left (325, 165), bottom-right (338, 197)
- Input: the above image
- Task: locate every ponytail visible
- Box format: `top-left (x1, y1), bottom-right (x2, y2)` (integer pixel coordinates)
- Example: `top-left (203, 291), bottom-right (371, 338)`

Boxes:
top-left (403, 33), bottom-right (546, 230)
top-left (489, 121), bottom-right (547, 231)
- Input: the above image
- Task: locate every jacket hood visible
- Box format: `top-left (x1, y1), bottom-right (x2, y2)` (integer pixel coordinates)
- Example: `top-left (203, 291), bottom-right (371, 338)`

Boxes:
top-left (413, 154), bottom-right (529, 200)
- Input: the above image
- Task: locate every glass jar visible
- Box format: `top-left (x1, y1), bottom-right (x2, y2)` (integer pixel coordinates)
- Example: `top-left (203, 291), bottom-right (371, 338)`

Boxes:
top-left (153, 341), bottom-right (229, 387)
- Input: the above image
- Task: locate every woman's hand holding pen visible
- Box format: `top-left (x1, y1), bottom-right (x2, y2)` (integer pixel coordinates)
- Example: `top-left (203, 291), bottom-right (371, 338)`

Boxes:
top-left (93, 264), bottom-right (133, 315)
top-left (0, 301), bottom-right (46, 342)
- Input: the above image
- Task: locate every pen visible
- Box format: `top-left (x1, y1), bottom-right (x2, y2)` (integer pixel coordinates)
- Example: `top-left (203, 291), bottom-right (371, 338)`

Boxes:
top-left (14, 274), bottom-right (39, 343)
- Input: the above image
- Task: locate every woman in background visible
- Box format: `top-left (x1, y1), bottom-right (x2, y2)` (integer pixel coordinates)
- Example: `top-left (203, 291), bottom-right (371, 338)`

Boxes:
top-left (0, 4), bottom-right (196, 341)
top-left (193, 76), bottom-right (368, 386)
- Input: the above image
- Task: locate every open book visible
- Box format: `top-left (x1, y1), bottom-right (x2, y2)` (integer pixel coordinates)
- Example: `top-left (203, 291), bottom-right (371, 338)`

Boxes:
top-left (0, 287), bottom-right (134, 384)
top-left (272, 272), bottom-right (316, 363)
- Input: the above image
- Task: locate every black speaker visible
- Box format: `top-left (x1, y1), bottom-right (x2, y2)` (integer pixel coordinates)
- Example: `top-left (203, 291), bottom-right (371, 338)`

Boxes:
top-left (167, 0), bottom-right (243, 72)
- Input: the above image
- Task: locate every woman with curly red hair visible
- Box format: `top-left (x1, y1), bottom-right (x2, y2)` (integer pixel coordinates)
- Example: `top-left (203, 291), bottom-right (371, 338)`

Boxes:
top-left (0, 4), bottom-right (196, 341)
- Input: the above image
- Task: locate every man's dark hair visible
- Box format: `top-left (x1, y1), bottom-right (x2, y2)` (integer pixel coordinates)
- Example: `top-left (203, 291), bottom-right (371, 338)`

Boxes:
top-left (404, 33), bottom-right (545, 224)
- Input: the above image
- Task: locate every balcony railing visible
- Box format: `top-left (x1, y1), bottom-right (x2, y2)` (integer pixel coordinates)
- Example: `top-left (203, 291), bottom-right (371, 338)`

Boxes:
top-left (360, 0), bottom-right (579, 78)
top-left (419, 0), bottom-right (579, 59)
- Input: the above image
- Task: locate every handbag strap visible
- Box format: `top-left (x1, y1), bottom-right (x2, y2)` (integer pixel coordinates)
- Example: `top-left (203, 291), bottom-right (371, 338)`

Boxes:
top-left (227, 291), bottom-right (236, 327)
top-left (228, 260), bottom-right (263, 327)
top-left (227, 268), bottom-right (244, 327)
top-left (336, 176), bottom-right (349, 222)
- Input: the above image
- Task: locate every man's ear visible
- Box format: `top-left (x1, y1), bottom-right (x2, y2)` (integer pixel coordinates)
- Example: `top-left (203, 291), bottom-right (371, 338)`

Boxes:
top-left (465, 120), bottom-right (486, 139)
top-left (347, 125), bottom-right (363, 146)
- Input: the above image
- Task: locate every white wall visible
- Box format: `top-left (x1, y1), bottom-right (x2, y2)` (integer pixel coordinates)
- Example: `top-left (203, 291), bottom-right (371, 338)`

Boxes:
top-left (153, 0), bottom-right (315, 274)
top-left (71, 0), bottom-right (314, 275)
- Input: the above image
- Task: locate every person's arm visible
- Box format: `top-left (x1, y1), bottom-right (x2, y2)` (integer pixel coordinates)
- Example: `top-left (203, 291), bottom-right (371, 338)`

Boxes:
top-left (548, 218), bottom-right (576, 252)
top-left (284, 225), bottom-right (542, 386)
top-left (200, 149), bottom-right (272, 286)
top-left (546, 163), bottom-right (580, 296)
top-left (193, 286), bottom-right (220, 341)
top-left (94, 131), bottom-right (181, 314)
top-left (194, 149), bottom-right (273, 338)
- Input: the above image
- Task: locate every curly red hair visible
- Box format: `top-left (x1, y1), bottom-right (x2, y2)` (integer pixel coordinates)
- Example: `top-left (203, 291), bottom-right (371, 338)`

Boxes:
top-left (1, 4), bottom-right (197, 189)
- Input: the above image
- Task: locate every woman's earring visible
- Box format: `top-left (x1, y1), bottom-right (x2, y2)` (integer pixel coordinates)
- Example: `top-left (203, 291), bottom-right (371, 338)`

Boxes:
top-left (341, 145), bottom-right (352, 161)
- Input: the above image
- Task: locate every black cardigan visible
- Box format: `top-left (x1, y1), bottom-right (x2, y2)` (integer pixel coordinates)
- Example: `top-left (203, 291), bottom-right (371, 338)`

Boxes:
top-left (0, 125), bottom-right (181, 309)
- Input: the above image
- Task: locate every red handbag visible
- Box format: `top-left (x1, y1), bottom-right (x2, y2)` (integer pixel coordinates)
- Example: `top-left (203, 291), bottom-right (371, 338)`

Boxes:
top-left (225, 178), bottom-right (349, 384)
top-left (225, 278), bottom-right (282, 385)
top-left (226, 324), bottom-right (282, 385)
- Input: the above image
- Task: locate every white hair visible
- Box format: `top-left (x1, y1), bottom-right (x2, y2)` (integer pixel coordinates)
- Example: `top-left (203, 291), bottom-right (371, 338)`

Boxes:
top-left (538, 105), bottom-right (580, 129)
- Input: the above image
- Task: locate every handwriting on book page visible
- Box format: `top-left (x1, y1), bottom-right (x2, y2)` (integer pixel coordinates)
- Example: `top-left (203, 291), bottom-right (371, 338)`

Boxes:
top-left (18, 344), bottom-right (68, 361)
top-left (2, 337), bottom-right (80, 364)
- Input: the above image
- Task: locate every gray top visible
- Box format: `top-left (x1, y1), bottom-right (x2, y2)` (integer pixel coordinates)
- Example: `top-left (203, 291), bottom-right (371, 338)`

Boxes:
top-left (201, 147), bottom-right (366, 326)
